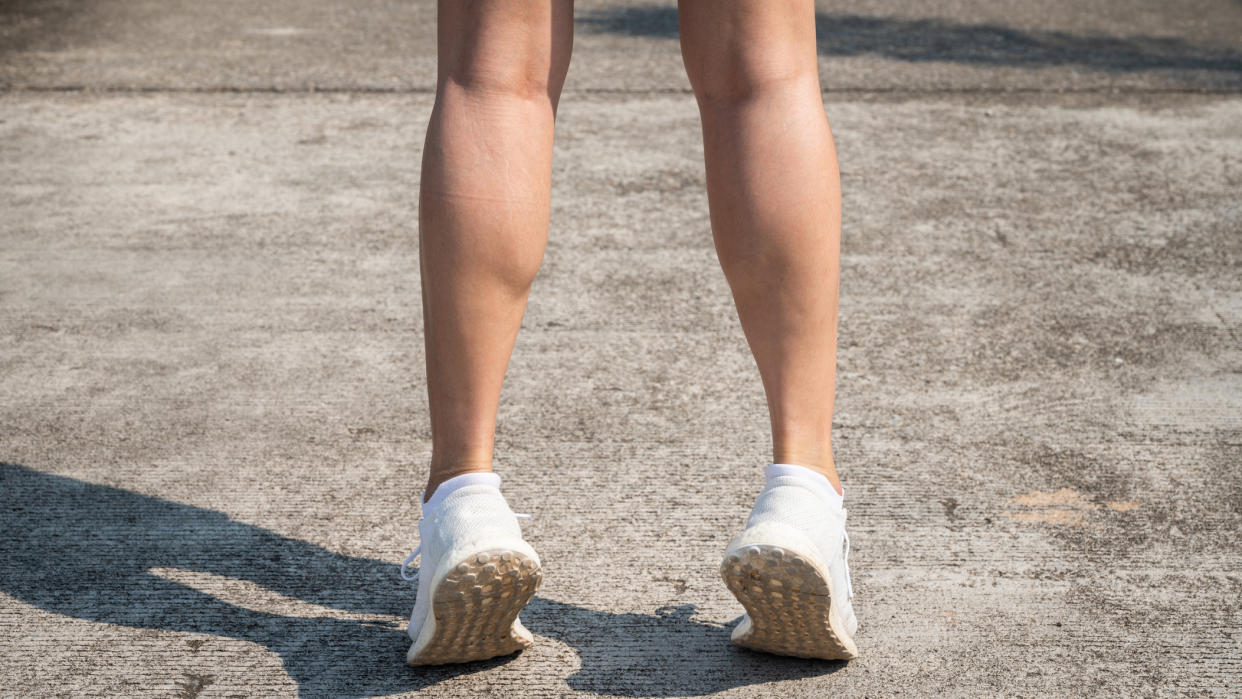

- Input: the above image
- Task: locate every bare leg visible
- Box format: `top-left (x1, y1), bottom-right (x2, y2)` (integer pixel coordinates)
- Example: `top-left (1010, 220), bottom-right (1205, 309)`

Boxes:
top-left (419, 0), bottom-right (574, 500)
top-left (679, 0), bottom-right (844, 494)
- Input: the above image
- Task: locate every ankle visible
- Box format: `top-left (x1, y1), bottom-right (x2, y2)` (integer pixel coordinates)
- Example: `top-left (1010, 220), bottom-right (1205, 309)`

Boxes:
top-left (425, 462), bottom-right (495, 503)
top-left (422, 471), bottom-right (503, 516)
top-left (770, 450), bottom-right (842, 496)
top-left (767, 463), bottom-right (845, 509)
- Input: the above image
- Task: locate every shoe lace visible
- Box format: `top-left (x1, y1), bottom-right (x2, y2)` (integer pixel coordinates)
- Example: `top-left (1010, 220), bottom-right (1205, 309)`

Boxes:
top-left (399, 540), bottom-right (423, 581)
top-left (399, 512), bottom-right (532, 582)
top-left (842, 526), bottom-right (854, 599)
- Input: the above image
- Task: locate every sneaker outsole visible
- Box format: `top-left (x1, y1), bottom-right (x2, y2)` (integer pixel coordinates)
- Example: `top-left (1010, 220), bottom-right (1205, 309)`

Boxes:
top-left (721, 544), bottom-right (858, 660)
top-left (406, 549), bottom-right (543, 666)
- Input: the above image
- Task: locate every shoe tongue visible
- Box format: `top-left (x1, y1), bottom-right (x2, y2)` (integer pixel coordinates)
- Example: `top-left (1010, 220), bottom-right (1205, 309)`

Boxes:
top-left (422, 472), bottom-right (502, 517)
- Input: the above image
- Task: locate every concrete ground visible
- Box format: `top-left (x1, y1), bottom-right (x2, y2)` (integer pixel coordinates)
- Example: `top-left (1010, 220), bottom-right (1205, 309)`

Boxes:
top-left (2, 1), bottom-right (1240, 696)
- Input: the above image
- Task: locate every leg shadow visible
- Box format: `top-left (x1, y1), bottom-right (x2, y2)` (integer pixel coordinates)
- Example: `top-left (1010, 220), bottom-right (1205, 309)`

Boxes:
top-left (526, 600), bottom-right (843, 696)
top-left (0, 462), bottom-right (507, 696)
top-left (1, 463), bottom-right (841, 697)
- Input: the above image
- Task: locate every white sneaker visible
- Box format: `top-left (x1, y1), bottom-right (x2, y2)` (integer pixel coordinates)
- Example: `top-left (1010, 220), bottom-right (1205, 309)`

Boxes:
top-left (400, 479), bottom-right (542, 665)
top-left (720, 466), bottom-right (859, 659)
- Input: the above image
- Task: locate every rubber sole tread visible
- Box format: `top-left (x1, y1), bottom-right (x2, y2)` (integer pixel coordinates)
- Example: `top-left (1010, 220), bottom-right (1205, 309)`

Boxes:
top-left (721, 544), bottom-right (857, 660)
top-left (406, 548), bottom-right (542, 666)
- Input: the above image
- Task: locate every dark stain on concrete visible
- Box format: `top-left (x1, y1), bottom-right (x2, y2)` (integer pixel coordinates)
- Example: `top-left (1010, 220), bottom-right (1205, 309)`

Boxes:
top-left (940, 497), bottom-right (960, 520)
top-left (654, 575), bottom-right (689, 595)
top-left (173, 673), bottom-right (213, 699)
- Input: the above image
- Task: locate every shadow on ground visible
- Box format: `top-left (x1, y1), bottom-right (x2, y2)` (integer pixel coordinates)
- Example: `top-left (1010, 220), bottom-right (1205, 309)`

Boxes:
top-left (578, 4), bottom-right (1242, 74)
top-left (0, 463), bottom-right (841, 697)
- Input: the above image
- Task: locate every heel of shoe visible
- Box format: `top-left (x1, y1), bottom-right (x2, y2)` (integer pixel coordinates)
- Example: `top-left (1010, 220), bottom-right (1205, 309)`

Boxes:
top-left (406, 548), bottom-right (543, 666)
top-left (721, 528), bottom-right (858, 660)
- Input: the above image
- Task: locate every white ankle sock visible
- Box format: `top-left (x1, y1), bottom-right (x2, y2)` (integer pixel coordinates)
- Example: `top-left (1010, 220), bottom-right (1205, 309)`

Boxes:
top-left (422, 472), bottom-right (502, 518)
top-left (766, 463), bottom-right (844, 510)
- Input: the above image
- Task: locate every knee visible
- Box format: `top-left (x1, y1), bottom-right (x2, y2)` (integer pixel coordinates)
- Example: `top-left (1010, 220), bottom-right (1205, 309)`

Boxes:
top-left (680, 4), bottom-right (819, 107)
top-left (436, 7), bottom-right (571, 105)
top-left (440, 53), bottom-right (557, 104)
top-left (684, 50), bottom-right (818, 106)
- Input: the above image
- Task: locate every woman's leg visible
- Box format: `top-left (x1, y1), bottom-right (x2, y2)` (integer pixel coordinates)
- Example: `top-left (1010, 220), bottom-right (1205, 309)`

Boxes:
top-left (678, 0), bottom-right (844, 494)
top-left (419, 0), bottom-right (574, 500)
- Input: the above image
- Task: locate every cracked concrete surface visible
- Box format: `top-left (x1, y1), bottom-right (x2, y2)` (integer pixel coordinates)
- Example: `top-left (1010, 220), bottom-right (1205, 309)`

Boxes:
top-left (2, 1), bottom-right (1240, 696)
